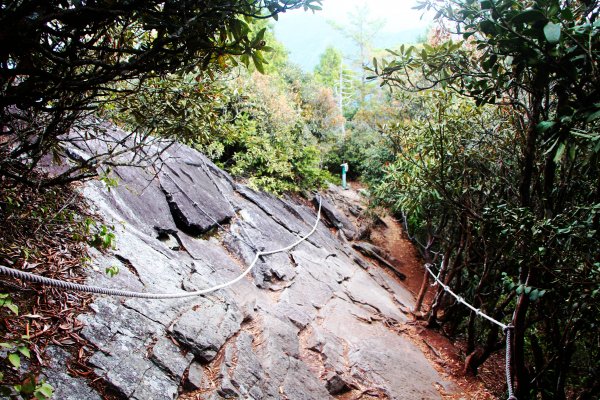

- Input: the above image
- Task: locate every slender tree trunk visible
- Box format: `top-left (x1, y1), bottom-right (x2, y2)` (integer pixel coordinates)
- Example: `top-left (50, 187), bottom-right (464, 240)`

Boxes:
top-left (513, 91), bottom-right (543, 398)
top-left (464, 292), bottom-right (515, 376)
top-left (554, 345), bottom-right (571, 400)
top-left (466, 310), bottom-right (477, 354)
top-left (413, 237), bottom-right (433, 314)
top-left (519, 95), bottom-right (541, 209)
top-left (529, 333), bottom-right (549, 399)
top-left (513, 271), bottom-right (532, 398)
top-left (463, 324), bottom-right (501, 376)
top-left (413, 267), bottom-right (430, 315)
top-left (426, 246), bottom-right (454, 327)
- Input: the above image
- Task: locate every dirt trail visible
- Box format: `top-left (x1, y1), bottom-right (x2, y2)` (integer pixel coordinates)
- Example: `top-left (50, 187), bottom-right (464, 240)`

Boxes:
top-left (370, 214), bottom-right (430, 299)
top-left (336, 184), bottom-right (502, 399)
top-left (336, 184), bottom-right (428, 302)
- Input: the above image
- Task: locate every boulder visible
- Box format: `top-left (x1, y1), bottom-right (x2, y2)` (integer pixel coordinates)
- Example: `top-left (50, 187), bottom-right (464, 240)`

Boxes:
top-left (171, 299), bottom-right (243, 362)
top-left (312, 195), bottom-right (357, 240)
top-left (186, 362), bottom-right (206, 390)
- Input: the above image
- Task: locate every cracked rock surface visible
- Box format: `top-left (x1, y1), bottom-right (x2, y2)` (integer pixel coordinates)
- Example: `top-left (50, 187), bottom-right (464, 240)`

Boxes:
top-left (42, 128), bottom-right (454, 399)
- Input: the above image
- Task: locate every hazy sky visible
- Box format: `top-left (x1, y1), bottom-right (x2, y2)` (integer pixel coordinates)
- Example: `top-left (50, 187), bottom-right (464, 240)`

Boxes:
top-left (274, 0), bottom-right (434, 71)
top-left (310, 0), bottom-right (433, 32)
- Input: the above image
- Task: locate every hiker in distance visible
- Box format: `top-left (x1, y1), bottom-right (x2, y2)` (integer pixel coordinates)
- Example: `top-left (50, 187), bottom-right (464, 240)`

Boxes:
top-left (341, 161), bottom-right (349, 190)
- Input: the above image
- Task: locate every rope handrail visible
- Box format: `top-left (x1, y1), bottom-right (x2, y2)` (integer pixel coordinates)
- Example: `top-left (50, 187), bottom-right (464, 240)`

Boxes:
top-left (425, 263), bottom-right (508, 330)
top-left (425, 263), bottom-right (517, 399)
top-left (0, 196), bottom-right (322, 300)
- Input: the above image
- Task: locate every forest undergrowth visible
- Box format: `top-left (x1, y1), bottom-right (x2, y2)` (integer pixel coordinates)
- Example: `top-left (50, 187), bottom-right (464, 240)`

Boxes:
top-left (0, 175), bottom-right (105, 398)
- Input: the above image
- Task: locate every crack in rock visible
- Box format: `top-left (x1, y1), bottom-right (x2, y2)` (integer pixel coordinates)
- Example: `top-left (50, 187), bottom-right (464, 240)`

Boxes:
top-left (149, 336), bottom-right (193, 382)
top-left (235, 185), bottom-right (323, 249)
top-left (114, 254), bottom-right (143, 284)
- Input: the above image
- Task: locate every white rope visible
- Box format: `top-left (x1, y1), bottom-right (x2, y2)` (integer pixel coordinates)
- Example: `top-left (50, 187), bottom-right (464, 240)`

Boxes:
top-left (425, 263), bottom-right (508, 330)
top-left (425, 263), bottom-right (518, 400)
top-left (505, 325), bottom-right (517, 400)
top-left (0, 196), bottom-right (322, 300)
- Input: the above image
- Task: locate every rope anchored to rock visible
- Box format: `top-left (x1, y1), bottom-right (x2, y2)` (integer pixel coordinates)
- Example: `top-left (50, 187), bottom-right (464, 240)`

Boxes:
top-left (425, 264), bottom-right (517, 400)
top-left (0, 195), bottom-right (322, 300)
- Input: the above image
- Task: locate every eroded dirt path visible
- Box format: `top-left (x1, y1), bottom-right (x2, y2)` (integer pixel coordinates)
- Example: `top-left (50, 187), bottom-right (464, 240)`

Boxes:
top-left (336, 184), bottom-right (502, 399)
top-left (370, 214), bottom-right (429, 299)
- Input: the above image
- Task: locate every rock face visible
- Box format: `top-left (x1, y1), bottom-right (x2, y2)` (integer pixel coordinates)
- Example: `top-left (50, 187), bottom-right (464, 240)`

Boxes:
top-left (42, 127), bottom-right (453, 399)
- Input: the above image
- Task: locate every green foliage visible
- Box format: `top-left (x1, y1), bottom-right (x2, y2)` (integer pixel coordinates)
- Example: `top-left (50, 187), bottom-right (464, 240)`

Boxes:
top-left (80, 218), bottom-right (116, 251)
top-left (371, 90), bottom-right (508, 239)
top-left (107, 25), bottom-right (341, 195)
top-left (0, 294), bottom-right (19, 316)
top-left (314, 47), bottom-right (344, 89)
top-left (377, 0), bottom-right (600, 128)
top-left (33, 382), bottom-right (54, 400)
top-left (102, 70), bottom-right (230, 147)
top-left (323, 121), bottom-right (389, 181)
top-left (371, 89), bottom-right (598, 397)
top-left (246, 19), bottom-right (291, 75)
top-left (1, 338), bottom-right (30, 371)
top-left (0, 300), bottom-right (32, 375)
top-left (99, 170), bottom-right (119, 192)
top-left (371, 1), bottom-right (600, 397)
top-left (208, 70), bottom-right (335, 194)
top-left (105, 266), bottom-right (120, 278)
top-left (313, 46), bottom-right (359, 121)
top-left (2, 378), bottom-right (54, 400)
top-left (0, 0), bottom-right (323, 186)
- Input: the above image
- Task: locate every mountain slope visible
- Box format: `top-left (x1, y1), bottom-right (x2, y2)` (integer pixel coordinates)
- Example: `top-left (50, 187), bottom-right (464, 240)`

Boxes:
top-left (36, 125), bottom-right (455, 399)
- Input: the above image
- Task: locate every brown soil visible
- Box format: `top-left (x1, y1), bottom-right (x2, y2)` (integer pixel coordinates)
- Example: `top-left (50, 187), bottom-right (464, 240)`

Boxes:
top-left (0, 177), bottom-right (98, 388)
top-left (370, 214), bottom-right (434, 304)
top-left (340, 183), bottom-right (505, 399)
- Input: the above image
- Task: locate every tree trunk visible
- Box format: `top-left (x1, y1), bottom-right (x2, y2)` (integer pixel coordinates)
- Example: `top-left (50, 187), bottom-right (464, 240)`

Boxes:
top-left (466, 310), bottom-right (477, 355)
top-left (529, 333), bottom-right (549, 399)
top-left (464, 291), bottom-right (516, 376)
top-left (413, 267), bottom-right (430, 315)
top-left (513, 285), bottom-right (531, 398)
top-left (513, 90), bottom-right (543, 398)
top-left (413, 240), bottom-right (433, 314)
top-left (426, 246), bottom-right (454, 327)
top-left (554, 340), bottom-right (574, 400)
